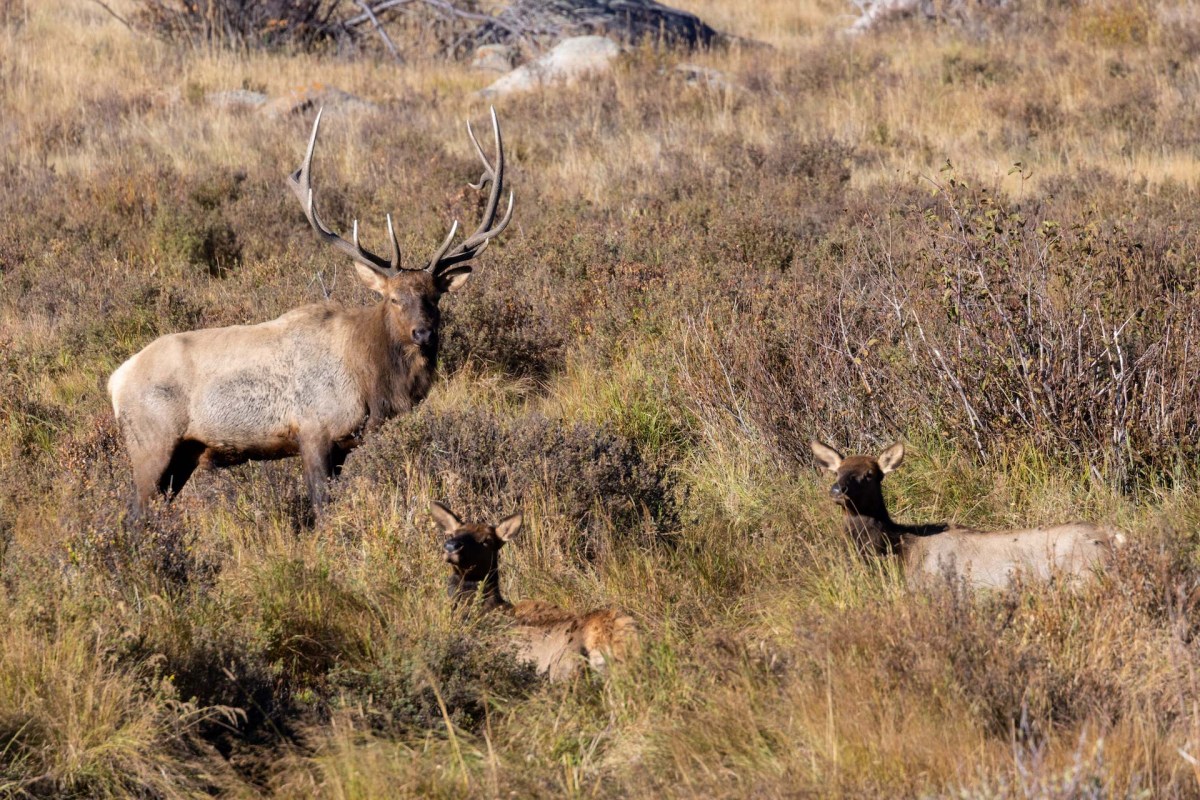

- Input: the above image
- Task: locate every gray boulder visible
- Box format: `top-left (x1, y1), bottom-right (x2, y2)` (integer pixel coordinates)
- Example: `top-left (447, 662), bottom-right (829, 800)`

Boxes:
top-left (481, 36), bottom-right (620, 97)
top-left (472, 44), bottom-right (519, 73)
top-left (673, 63), bottom-right (735, 91)
top-left (260, 84), bottom-right (378, 118)
top-left (206, 89), bottom-right (268, 113)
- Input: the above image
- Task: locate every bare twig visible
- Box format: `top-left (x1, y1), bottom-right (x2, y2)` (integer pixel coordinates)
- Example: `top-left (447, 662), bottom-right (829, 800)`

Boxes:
top-left (343, 0), bottom-right (419, 26)
top-left (354, 0), bottom-right (404, 60)
top-left (86, 0), bottom-right (138, 33)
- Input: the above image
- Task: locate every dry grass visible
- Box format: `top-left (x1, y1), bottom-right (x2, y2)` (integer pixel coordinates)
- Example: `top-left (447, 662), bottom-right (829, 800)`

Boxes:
top-left (4, 0), bottom-right (1200, 796)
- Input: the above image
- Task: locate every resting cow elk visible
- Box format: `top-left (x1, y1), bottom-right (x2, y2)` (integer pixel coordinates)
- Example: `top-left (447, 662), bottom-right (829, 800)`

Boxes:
top-left (431, 502), bottom-right (639, 681)
top-left (108, 109), bottom-right (513, 515)
top-left (810, 441), bottom-right (1124, 589)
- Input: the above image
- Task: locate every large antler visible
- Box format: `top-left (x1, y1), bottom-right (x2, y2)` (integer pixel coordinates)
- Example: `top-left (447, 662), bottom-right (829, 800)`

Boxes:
top-left (288, 108), bottom-right (415, 276)
top-left (425, 106), bottom-right (515, 277)
top-left (289, 107), bottom-right (514, 279)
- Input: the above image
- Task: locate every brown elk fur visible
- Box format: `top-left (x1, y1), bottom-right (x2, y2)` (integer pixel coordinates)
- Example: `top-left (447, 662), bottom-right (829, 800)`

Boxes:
top-left (108, 110), bottom-right (512, 517)
top-left (432, 502), bottom-right (640, 681)
top-left (109, 271), bottom-right (451, 515)
top-left (811, 441), bottom-right (1125, 589)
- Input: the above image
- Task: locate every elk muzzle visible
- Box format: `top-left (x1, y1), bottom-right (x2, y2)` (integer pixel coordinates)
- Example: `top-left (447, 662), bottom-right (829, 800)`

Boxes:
top-left (443, 538), bottom-right (464, 564)
top-left (412, 326), bottom-right (434, 347)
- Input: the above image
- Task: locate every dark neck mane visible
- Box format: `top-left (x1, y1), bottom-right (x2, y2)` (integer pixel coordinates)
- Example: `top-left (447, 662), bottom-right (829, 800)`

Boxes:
top-left (843, 506), bottom-right (948, 558)
top-left (447, 570), bottom-right (510, 613)
top-left (347, 303), bottom-right (436, 428)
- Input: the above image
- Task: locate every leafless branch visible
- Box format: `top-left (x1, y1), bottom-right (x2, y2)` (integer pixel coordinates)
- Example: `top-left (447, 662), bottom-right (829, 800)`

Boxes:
top-left (87, 0), bottom-right (138, 32)
top-left (353, 0), bottom-right (403, 60)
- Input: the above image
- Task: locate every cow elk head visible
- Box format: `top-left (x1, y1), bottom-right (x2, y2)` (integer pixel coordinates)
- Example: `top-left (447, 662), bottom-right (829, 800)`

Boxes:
top-left (431, 501), bottom-right (522, 585)
top-left (811, 441), bottom-right (905, 518)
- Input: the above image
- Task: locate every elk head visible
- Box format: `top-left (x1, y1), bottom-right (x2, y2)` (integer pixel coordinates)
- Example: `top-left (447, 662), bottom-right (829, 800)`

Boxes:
top-left (287, 107), bottom-right (514, 354)
top-left (431, 501), bottom-right (522, 601)
top-left (811, 441), bottom-right (904, 519)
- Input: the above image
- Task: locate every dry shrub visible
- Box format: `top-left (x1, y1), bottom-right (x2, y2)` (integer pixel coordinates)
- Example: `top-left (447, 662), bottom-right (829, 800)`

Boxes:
top-left (71, 162), bottom-right (251, 278)
top-left (133, 0), bottom-right (351, 50)
top-left (343, 407), bottom-right (678, 553)
top-left (439, 268), bottom-right (568, 379)
top-left (326, 620), bottom-right (538, 736)
top-left (1069, 0), bottom-right (1152, 46)
top-left (800, 571), bottom-right (1179, 747)
top-left (682, 170), bottom-right (1200, 486)
top-left (0, 0), bottom-right (24, 28)
top-left (987, 82), bottom-right (1072, 146)
top-left (151, 198), bottom-right (243, 279)
top-left (1087, 74), bottom-right (1159, 141)
top-left (940, 46), bottom-right (1016, 87)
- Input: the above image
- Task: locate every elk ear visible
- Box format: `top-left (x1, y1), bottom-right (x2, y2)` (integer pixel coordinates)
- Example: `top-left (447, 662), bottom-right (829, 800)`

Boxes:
top-left (877, 443), bottom-right (905, 474)
top-left (430, 501), bottom-right (463, 533)
top-left (435, 266), bottom-right (472, 294)
top-left (811, 441), bottom-right (843, 472)
top-left (353, 262), bottom-right (391, 297)
top-left (494, 512), bottom-right (523, 543)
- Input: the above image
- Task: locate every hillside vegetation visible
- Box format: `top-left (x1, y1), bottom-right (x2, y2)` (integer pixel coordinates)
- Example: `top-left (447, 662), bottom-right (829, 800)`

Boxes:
top-left (4, 0), bottom-right (1200, 796)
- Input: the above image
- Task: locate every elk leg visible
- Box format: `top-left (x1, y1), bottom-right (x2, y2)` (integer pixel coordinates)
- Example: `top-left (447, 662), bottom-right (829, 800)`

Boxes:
top-left (129, 440), bottom-right (204, 517)
top-left (130, 443), bottom-right (173, 518)
top-left (299, 435), bottom-right (335, 513)
top-left (159, 440), bottom-right (205, 500)
top-left (329, 445), bottom-right (349, 479)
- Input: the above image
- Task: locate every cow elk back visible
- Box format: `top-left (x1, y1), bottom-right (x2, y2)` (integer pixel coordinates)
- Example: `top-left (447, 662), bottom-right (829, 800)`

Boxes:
top-left (810, 441), bottom-right (1125, 589)
top-left (432, 502), bottom-right (639, 681)
top-left (108, 109), bottom-right (514, 516)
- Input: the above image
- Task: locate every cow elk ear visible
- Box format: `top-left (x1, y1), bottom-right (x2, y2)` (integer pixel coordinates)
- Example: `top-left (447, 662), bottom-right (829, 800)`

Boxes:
top-left (353, 262), bottom-right (391, 297)
top-left (494, 512), bottom-right (523, 543)
top-left (435, 266), bottom-right (472, 294)
top-left (430, 501), bottom-right (463, 533)
top-left (810, 441), bottom-right (844, 472)
top-left (877, 442), bottom-right (905, 474)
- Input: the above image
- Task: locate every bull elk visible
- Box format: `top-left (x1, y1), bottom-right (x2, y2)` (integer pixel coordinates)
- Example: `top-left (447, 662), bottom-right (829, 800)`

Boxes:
top-left (108, 109), bottom-right (513, 515)
top-left (810, 442), bottom-right (1125, 589)
top-left (431, 502), bottom-right (639, 681)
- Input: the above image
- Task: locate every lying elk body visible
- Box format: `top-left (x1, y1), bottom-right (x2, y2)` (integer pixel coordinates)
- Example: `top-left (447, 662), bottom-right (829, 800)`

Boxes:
top-left (432, 502), bottom-right (639, 681)
top-left (810, 442), bottom-right (1124, 589)
top-left (108, 109), bottom-right (513, 515)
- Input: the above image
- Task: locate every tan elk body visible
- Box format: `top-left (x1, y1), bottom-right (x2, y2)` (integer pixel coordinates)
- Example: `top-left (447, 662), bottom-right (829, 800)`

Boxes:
top-left (811, 442), bottom-right (1124, 588)
top-left (432, 503), bottom-right (639, 681)
top-left (109, 109), bottom-right (513, 514)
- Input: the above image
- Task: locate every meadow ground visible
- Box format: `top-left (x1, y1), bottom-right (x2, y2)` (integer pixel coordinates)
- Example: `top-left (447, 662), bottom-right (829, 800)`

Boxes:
top-left (4, 0), bottom-right (1200, 796)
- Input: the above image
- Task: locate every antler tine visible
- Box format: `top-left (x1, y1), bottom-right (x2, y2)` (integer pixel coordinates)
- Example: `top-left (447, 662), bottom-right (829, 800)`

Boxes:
top-left (385, 214), bottom-right (401, 271)
top-left (468, 106), bottom-right (506, 242)
top-left (428, 106), bottom-right (514, 275)
top-left (289, 108), bottom-right (419, 275)
top-left (431, 190), bottom-right (514, 272)
top-left (287, 107), bottom-right (323, 205)
top-left (428, 220), bottom-right (460, 268)
top-left (465, 118), bottom-right (494, 191)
